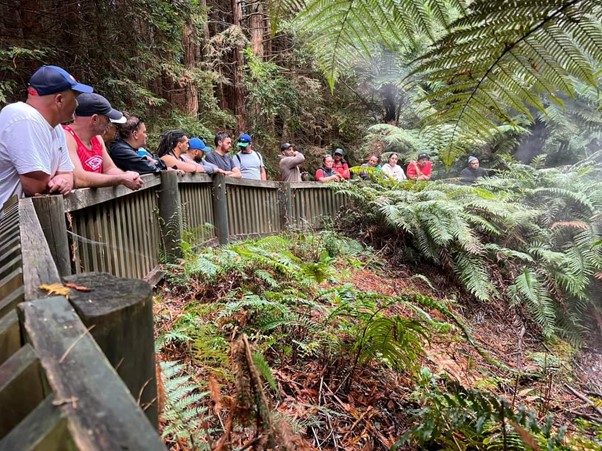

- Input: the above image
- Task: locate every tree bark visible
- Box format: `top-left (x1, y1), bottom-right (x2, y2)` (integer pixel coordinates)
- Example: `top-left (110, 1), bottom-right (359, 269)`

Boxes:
top-left (182, 20), bottom-right (199, 115)
top-left (231, 0), bottom-right (247, 131)
top-left (250, 0), bottom-right (265, 58)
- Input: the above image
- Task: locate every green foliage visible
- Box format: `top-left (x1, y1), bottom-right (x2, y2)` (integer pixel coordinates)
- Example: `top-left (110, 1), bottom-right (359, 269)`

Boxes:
top-left (160, 361), bottom-right (213, 449)
top-left (397, 373), bottom-right (571, 450)
top-left (292, 0), bottom-right (602, 161)
top-left (0, 47), bottom-right (49, 104)
top-left (336, 161), bottom-right (602, 341)
top-left (293, 0), bottom-right (465, 89)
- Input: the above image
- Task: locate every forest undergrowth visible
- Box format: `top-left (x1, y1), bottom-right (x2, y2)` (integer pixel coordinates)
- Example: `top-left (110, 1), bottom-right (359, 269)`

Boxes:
top-left (154, 159), bottom-right (602, 450)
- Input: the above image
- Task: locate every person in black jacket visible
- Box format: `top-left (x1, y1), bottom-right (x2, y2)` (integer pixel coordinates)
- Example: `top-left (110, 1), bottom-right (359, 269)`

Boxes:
top-left (460, 156), bottom-right (488, 184)
top-left (110, 115), bottom-right (165, 174)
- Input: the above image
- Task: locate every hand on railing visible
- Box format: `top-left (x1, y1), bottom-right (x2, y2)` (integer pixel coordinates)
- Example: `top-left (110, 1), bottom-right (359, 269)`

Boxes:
top-left (121, 171), bottom-right (144, 191)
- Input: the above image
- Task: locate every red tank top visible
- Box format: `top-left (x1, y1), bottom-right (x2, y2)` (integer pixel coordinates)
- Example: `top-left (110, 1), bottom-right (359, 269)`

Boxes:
top-left (62, 125), bottom-right (104, 173)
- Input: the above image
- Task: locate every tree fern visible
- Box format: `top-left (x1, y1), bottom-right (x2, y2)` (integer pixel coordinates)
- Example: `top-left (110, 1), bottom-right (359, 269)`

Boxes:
top-left (290, 0), bottom-right (602, 157)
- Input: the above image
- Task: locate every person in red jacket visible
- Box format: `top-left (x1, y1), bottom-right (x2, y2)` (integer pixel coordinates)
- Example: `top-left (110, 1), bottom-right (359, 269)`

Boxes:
top-left (332, 147), bottom-right (350, 179)
top-left (406, 152), bottom-right (432, 181)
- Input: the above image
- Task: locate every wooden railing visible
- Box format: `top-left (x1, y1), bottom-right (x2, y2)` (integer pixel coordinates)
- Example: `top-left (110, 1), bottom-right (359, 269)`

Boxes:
top-left (43, 172), bottom-right (346, 280)
top-left (1, 172), bottom-right (345, 449)
top-left (0, 198), bottom-right (164, 450)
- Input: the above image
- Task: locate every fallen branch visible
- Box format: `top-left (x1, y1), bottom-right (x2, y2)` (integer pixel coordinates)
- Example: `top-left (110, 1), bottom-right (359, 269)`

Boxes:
top-left (564, 384), bottom-right (602, 418)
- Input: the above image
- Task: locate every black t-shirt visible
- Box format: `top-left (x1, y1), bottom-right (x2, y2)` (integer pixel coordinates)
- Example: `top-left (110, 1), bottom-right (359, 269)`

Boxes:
top-left (110, 139), bottom-right (163, 174)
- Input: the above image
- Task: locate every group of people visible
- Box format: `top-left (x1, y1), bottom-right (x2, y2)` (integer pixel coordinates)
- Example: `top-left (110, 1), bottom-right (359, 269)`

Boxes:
top-left (356, 152), bottom-right (433, 182)
top-left (0, 64), bottom-right (488, 212)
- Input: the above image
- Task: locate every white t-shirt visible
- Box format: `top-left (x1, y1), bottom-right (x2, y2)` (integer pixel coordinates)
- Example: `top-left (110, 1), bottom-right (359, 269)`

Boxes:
top-left (233, 150), bottom-right (264, 180)
top-left (0, 102), bottom-right (73, 209)
top-left (382, 163), bottom-right (407, 181)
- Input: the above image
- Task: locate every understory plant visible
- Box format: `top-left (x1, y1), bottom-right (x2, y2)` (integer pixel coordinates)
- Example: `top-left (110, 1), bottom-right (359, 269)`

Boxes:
top-left (396, 368), bottom-right (574, 450)
top-left (336, 160), bottom-right (602, 342)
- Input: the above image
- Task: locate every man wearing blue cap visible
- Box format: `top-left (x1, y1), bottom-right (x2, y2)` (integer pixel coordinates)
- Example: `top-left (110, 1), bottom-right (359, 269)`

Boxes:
top-left (233, 133), bottom-right (266, 181)
top-left (63, 93), bottom-right (143, 190)
top-left (183, 137), bottom-right (223, 174)
top-left (0, 65), bottom-right (93, 209)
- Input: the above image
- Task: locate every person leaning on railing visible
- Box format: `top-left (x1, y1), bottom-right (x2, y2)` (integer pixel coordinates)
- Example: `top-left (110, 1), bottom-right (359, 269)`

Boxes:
top-left (62, 93), bottom-right (143, 191)
top-left (109, 115), bottom-right (165, 174)
top-left (156, 130), bottom-right (206, 173)
top-left (316, 154), bottom-right (343, 183)
top-left (181, 137), bottom-right (224, 175)
top-left (0, 65), bottom-right (94, 210)
top-left (204, 131), bottom-right (241, 178)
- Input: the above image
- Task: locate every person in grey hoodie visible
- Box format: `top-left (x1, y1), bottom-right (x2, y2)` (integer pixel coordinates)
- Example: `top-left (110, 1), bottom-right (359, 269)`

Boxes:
top-left (279, 143), bottom-right (305, 182)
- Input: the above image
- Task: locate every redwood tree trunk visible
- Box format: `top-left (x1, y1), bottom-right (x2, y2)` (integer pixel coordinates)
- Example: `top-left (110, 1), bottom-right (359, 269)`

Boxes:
top-left (231, 0), bottom-right (246, 131)
top-left (182, 20), bottom-right (199, 115)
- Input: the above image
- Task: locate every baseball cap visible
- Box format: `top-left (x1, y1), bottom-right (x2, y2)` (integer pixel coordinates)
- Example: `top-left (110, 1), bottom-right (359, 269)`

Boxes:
top-left (334, 148), bottom-right (344, 156)
top-left (75, 93), bottom-right (126, 123)
top-left (281, 142), bottom-right (294, 151)
top-left (189, 137), bottom-right (212, 152)
top-left (28, 65), bottom-right (93, 96)
top-left (418, 152), bottom-right (430, 160)
top-left (237, 133), bottom-right (252, 147)
top-left (468, 156), bottom-right (478, 163)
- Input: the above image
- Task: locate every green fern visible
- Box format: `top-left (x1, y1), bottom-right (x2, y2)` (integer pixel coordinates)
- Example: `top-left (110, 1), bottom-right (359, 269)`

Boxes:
top-left (160, 361), bottom-right (213, 450)
top-left (396, 381), bottom-right (571, 450)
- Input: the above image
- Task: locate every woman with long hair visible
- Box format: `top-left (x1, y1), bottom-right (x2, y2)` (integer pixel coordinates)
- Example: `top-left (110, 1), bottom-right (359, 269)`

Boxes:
top-left (382, 153), bottom-right (407, 181)
top-left (156, 130), bottom-right (205, 173)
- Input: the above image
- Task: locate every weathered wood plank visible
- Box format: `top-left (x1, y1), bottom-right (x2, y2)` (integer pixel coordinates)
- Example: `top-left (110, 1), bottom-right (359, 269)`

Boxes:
top-left (213, 174), bottom-right (229, 245)
top-left (64, 273), bottom-right (158, 428)
top-left (0, 310), bottom-right (20, 366)
top-left (0, 396), bottom-right (75, 451)
top-left (0, 268), bottom-right (23, 302)
top-left (175, 172), bottom-right (213, 184)
top-left (63, 173), bottom-right (161, 212)
top-left (224, 177), bottom-right (281, 189)
top-left (0, 286), bottom-right (24, 318)
top-left (19, 296), bottom-right (165, 450)
top-left (159, 171), bottom-right (183, 261)
top-left (18, 198), bottom-right (62, 301)
top-left (31, 196), bottom-right (71, 278)
top-left (0, 344), bottom-right (46, 439)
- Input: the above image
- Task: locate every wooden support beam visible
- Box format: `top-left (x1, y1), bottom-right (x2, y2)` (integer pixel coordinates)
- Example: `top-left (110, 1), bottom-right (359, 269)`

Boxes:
top-left (64, 273), bottom-right (159, 428)
top-left (158, 171), bottom-right (183, 261)
top-left (0, 344), bottom-right (46, 439)
top-left (31, 196), bottom-right (71, 278)
top-left (19, 198), bottom-right (62, 300)
top-left (212, 174), bottom-right (229, 245)
top-left (0, 310), bottom-right (20, 366)
top-left (19, 296), bottom-right (165, 450)
top-left (279, 182), bottom-right (292, 231)
top-left (0, 396), bottom-right (74, 451)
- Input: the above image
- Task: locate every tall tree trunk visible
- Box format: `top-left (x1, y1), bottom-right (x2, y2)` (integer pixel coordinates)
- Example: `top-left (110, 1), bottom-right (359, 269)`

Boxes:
top-left (231, 0), bottom-right (246, 131)
top-left (250, 0), bottom-right (264, 58)
top-left (182, 20), bottom-right (199, 115)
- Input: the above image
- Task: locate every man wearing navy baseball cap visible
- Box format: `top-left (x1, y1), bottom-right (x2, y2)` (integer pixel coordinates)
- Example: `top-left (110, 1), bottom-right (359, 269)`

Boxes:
top-left (0, 65), bottom-right (94, 209)
top-left (62, 93), bottom-right (143, 191)
top-left (233, 133), bottom-right (266, 180)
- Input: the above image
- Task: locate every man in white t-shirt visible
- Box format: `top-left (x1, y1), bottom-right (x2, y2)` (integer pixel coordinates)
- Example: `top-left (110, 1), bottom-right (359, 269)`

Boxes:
top-left (0, 65), bottom-right (93, 209)
top-left (233, 133), bottom-right (267, 180)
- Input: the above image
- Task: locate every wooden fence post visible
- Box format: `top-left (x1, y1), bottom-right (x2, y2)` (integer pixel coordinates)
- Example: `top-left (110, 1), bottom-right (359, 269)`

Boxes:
top-left (31, 196), bottom-right (71, 277)
top-left (278, 182), bottom-right (292, 231)
top-left (64, 272), bottom-right (159, 429)
top-left (158, 171), bottom-right (183, 261)
top-left (212, 174), bottom-right (229, 245)
top-left (19, 296), bottom-right (164, 449)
